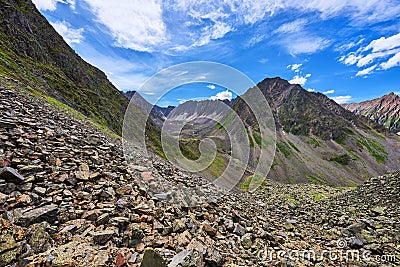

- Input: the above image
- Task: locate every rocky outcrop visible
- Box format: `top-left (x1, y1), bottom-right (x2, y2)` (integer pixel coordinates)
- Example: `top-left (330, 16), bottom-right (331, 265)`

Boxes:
top-left (1, 76), bottom-right (399, 267)
top-left (343, 92), bottom-right (400, 133)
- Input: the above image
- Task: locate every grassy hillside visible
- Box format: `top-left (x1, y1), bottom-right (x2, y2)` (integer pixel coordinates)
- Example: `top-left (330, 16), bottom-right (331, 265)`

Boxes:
top-left (0, 0), bottom-right (129, 134)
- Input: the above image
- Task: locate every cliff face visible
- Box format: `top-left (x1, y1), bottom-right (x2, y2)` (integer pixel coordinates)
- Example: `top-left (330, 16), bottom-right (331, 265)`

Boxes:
top-left (0, 0), bottom-right (129, 134)
top-left (343, 92), bottom-right (400, 133)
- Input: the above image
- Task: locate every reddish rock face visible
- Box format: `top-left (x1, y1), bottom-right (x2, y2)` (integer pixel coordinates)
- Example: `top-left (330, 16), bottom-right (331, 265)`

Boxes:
top-left (343, 92), bottom-right (400, 133)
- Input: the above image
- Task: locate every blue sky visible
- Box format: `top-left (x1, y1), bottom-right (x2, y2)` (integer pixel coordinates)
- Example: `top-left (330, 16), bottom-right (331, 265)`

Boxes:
top-left (33, 0), bottom-right (400, 106)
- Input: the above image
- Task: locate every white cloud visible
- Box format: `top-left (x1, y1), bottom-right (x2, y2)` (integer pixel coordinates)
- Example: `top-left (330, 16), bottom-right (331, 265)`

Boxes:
top-left (279, 35), bottom-right (330, 55)
top-left (83, 0), bottom-right (166, 52)
top-left (210, 90), bottom-right (233, 101)
top-left (364, 33), bottom-right (400, 53)
top-left (340, 33), bottom-right (400, 74)
top-left (32, 0), bottom-right (58, 10)
top-left (32, 0), bottom-right (75, 10)
top-left (289, 75), bottom-right (308, 86)
top-left (274, 19), bottom-right (307, 34)
top-left (207, 84), bottom-right (216, 90)
top-left (380, 51), bottom-right (400, 70)
top-left (307, 88), bottom-right (315, 92)
top-left (330, 95), bottom-right (352, 104)
top-left (50, 21), bottom-right (84, 45)
top-left (339, 53), bottom-right (361, 65)
top-left (289, 63), bottom-right (302, 72)
top-left (323, 89), bottom-right (335, 94)
top-left (356, 64), bottom-right (377, 76)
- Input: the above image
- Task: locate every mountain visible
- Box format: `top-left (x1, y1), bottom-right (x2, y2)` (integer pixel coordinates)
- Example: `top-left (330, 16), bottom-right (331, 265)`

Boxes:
top-left (2, 83), bottom-right (399, 267)
top-left (167, 77), bottom-right (400, 186)
top-left (0, 0), bottom-right (129, 134)
top-left (123, 90), bottom-right (175, 120)
top-left (343, 92), bottom-right (400, 134)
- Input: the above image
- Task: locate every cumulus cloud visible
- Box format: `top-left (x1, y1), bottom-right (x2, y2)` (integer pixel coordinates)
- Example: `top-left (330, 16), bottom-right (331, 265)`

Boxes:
top-left (307, 88), bottom-right (315, 92)
top-left (339, 33), bottom-right (400, 75)
top-left (50, 21), bottom-right (84, 45)
top-left (83, 0), bottom-right (166, 52)
top-left (289, 75), bottom-right (310, 86)
top-left (207, 84), bottom-right (216, 90)
top-left (210, 90), bottom-right (233, 101)
top-left (287, 63), bottom-right (311, 86)
top-left (330, 95), bottom-right (352, 104)
top-left (287, 63), bottom-right (302, 72)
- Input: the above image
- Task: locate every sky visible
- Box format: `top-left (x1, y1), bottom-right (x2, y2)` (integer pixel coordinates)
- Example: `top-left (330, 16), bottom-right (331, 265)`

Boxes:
top-left (33, 0), bottom-right (400, 107)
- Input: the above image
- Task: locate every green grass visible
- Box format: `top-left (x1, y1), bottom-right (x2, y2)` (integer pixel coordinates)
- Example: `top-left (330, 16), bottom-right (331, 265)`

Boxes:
top-left (246, 128), bottom-right (255, 148)
top-left (25, 86), bottom-right (120, 139)
top-left (330, 154), bottom-right (351, 165)
top-left (308, 138), bottom-right (320, 148)
top-left (239, 174), bottom-right (265, 191)
top-left (287, 141), bottom-right (300, 153)
top-left (355, 135), bottom-right (387, 163)
top-left (311, 193), bottom-right (325, 201)
top-left (276, 141), bottom-right (292, 158)
top-left (306, 174), bottom-right (326, 185)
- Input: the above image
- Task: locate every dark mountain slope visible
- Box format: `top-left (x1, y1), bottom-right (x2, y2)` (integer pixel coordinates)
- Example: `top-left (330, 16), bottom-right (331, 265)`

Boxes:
top-left (168, 77), bottom-right (400, 186)
top-left (0, 0), bottom-right (128, 134)
top-left (343, 92), bottom-right (400, 134)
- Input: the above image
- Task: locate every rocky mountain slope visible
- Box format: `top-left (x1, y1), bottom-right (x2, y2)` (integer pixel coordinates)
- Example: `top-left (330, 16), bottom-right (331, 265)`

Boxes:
top-left (165, 78), bottom-right (400, 186)
top-left (1, 77), bottom-right (399, 267)
top-left (0, 0), bottom-right (129, 134)
top-left (343, 92), bottom-right (400, 134)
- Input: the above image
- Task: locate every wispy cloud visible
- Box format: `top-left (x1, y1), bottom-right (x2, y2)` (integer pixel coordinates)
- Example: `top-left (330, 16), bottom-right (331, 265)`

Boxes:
top-left (32, 0), bottom-right (75, 11)
top-left (50, 21), bottom-right (84, 45)
top-left (323, 89), bottom-right (335, 94)
top-left (339, 33), bottom-right (400, 76)
top-left (356, 64), bottom-right (377, 77)
top-left (330, 95), bottom-right (352, 104)
top-left (207, 84), bottom-right (216, 90)
top-left (274, 19), bottom-right (307, 34)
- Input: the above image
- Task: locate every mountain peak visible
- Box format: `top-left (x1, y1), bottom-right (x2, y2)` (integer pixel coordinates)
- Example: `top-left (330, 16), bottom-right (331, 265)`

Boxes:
top-left (343, 92), bottom-right (400, 133)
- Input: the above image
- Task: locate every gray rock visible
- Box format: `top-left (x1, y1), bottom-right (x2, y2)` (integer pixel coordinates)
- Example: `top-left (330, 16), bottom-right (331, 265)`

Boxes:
top-left (92, 230), bottom-right (114, 245)
top-left (141, 248), bottom-right (166, 267)
top-left (18, 204), bottom-right (59, 227)
top-left (168, 250), bottom-right (203, 267)
top-left (233, 223), bottom-right (246, 236)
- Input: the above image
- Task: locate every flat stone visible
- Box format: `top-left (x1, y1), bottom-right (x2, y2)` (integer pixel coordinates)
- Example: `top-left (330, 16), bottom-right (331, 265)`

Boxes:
top-left (75, 163), bottom-right (90, 180)
top-left (140, 248), bottom-right (166, 267)
top-left (33, 186), bottom-right (46, 196)
top-left (92, 230), bottom-right (114, 245)
top-left (18, 204), bottom-right (59, 227)
top-left (233, 223), bottom-right (245, 236)
top-left (0, 167), bottom-right (25, 184)
top-left (131, 165), bottom-right (148, 172)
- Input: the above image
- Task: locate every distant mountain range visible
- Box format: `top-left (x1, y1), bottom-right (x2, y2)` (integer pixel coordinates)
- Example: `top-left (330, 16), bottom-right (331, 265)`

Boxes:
top-left (152, 78), bottom-right (400, 186)
top-left (343, 92), bottom-right (400, 134)
top-left (1, 0), bottom-right (400, 187)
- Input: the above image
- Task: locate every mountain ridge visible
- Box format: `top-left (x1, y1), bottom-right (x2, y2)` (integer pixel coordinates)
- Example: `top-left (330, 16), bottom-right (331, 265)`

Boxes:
top-left (343, 92), bottom-right (400, 134)
top-left (0, 0), bottom-right (129, 134)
